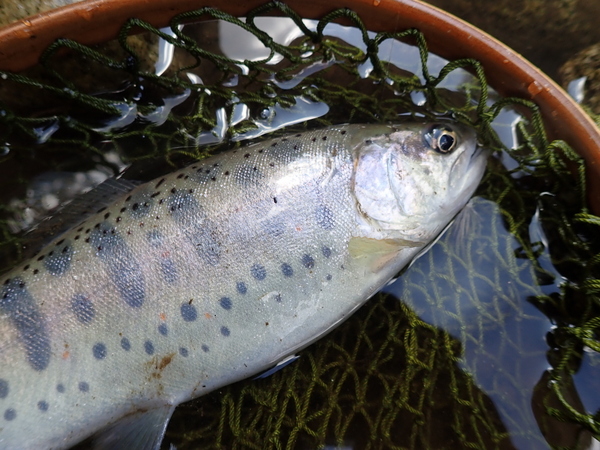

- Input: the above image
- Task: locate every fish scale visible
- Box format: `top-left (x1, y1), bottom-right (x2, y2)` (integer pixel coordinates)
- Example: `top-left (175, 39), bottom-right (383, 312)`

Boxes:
top-left (0, 122), bottom-right (487, 449)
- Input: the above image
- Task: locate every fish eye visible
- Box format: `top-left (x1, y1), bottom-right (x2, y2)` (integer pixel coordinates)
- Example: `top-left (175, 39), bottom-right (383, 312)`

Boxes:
top-left (425, 125), bottom-right (458, 154)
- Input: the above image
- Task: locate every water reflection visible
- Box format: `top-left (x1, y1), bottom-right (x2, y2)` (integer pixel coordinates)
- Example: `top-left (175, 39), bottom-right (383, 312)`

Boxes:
top-left (384, 197), bottom-right (555, 448)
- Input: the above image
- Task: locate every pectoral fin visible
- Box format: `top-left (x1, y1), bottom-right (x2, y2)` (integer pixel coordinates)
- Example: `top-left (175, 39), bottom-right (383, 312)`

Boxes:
top-left (90, 404), bottom-right (175, 450)
top-left (348, 237), bottom-right (422, 273)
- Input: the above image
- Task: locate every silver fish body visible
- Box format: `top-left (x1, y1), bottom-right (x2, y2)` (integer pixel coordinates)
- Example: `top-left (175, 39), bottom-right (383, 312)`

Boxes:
top-left (0, 122), bottom-right (486, 449)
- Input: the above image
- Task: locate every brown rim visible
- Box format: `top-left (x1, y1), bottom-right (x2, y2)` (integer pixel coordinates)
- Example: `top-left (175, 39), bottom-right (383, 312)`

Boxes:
top-left (0, 0), bottom-right (599, 210)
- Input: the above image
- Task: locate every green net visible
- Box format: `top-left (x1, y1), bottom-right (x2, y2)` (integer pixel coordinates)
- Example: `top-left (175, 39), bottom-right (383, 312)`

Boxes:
top-left (0, 2), bottom-right (599, 449)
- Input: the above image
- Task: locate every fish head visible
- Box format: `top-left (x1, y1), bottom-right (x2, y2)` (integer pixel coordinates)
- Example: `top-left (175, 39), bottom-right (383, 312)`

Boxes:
top-left (352, 122), bottom-right (488, 243)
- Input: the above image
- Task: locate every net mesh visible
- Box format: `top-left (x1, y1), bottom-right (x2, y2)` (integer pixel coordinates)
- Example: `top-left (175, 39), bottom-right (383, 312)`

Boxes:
top-left (0, 2), bottom-right (599, 448)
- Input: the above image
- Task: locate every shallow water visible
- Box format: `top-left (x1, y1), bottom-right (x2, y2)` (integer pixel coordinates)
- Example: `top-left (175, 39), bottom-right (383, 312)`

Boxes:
top-left (0, 11), bottom-right (597, 450)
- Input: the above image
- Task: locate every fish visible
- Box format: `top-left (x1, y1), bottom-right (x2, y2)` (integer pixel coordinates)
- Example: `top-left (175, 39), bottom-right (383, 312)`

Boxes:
top-left (0, 121), bottom-right (487, 449)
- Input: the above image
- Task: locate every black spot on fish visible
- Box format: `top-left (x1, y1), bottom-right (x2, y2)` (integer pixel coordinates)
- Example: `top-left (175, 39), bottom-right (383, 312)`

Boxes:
top-left (89, 222), bottom-right (145, 308)
top-left (234, 165), bottom-right (264, 187)
top-left (93, 343), bottom-right (107, 360)
top-left (179, 347), bottom-right (189, 357)
top-left (37, 401), bottom-right (48, 412)
top-left (326, 274), bottom-right (332, 281)
top-left (236, 282), bottom-right (247, 294)
top-left (201, 344), bottom-right (209, 352)
top-left (56, 384), bottom-right (65, 393)
top-left (4, 409), bottom-right (16, 421)
top-left (322, 246), bottom-right (332, 258)
top-left (220, 326), bottom-right (230, 337)
top-left (322, 136), bottom-right (327, 141)
top-left (0, 379), bottom-right (8, 398)
top-left (121, 337), bottom-right (131, 351)
top-left (144, 340), bottom-right (154, 355)
top-left (219, 297), bottom-right (232, 310)
top-left (180, 303), bottom-right (197, 322)
top-left (71, 294), bottom-right (95, 324)
top-left (251, 264), bottom-right (267, 280)
top-left (302, 254), bottom-right (315, 269)
top-left (0, 278), bottom-right (51, 371)
top-left (78, 382), bottom-right (89, 392)
top-left (281, 263), bottom-right (294, 277)
top-left (158, 323), bottom-right (168, 336)
top-left (128, 191), bottom-right (153, 218)
top-left (315, 205), bottom-right (335, 230)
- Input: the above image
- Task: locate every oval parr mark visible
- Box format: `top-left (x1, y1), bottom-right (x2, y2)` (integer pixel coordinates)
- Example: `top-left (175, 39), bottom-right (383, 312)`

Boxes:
top-left (167, 194), bottom-right (221, 266)
top-left (158, 323), bottom-right (168, 336)
top-left (92, 343), bottom-right (107, 360)
top-left (71, 294), bottom-right (95, 324)
top-left (220, 326), bottom-right (230, 337)
top-left (251, 264), bottom-right (266, 281)
top-left (121, 337), bottom-right (131, 351)
top-left (0, 379), bottom-right (7, 399)
top-left (4, 408), bottom-right (16, 421)
top-left (78, 382), bottom-right (89, 392)
top-left (236, 282), bottom-right (247, 294)
top-left (281, 263), bottom-right (294, 277)
top-left (180, 303), bottom-right (198, 322)
top-left (315, 205), bottom-right (335, 230)
top-left (44, 242), bottom-right (73, 276)
top-left (37, 401), bottom-right (49, 412)
top-left (56, 384), bottom-right (65, 393)
top-left (179, 347), bottom-right (189, 357)
top-left (302, 254), bottom-right (315, 269)
top-left (160, 259), bottom-right (178, 284)
top-left (0, 278), bottom-right (51, 371)
top-left (144, 340), bottom-right (154, 355)
top-left (219, 297), bottom-right (232, 310)
top-left (89, 223), bottom-right (146, 308)
top-left (201, 344), bottom-right (209, 352)
top-left (322, 246), bottom-right (332, 258)
top-left (146, 230), bottom-right (163, 248)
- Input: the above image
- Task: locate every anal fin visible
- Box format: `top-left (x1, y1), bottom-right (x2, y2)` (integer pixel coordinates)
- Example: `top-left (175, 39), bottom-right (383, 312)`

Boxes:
top-left (90, 404), bottom-right (175, 450)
